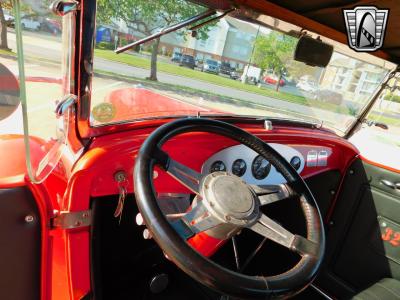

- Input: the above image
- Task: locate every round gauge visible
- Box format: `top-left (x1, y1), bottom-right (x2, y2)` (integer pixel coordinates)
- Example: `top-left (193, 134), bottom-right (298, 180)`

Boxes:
top-left (231, 159), bottom-right (247, 177)
top-left (210, 160), bottom-right (226, 173)
top-left (290, 156), bottom-right (301, 171)
top-left (252, 155), bottom-right (271, 180)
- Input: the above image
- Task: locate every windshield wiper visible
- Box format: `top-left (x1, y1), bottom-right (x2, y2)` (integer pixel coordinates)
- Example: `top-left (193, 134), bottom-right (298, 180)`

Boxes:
top-left (115, 9), bottom-right (217, 54)
top-left (115, 8), bottom-right (236, 54)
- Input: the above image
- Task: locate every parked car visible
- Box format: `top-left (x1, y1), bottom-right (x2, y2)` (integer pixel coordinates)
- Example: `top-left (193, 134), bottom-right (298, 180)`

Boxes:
top-left (220, 62), bottom-right (233, 75)
top-left (263, 74), bottom-right (286, 86)
top-left (40, 18), bottom-right (61, 35)
top-left (171, 52), bottom-right (182, 63)
top-left (241, 65), bottom-right (262, 83)
top-left (296, 79), bottom-right (318, 93)
top-left (202, 59), bottom-right (219, 74)
top-left (314, 89), bottom-right (343, 105)
top-left (195, 59), bottom-right (204, 69)
top-left (179, 54), bottom-right (196, 69)
top-left (4, 10), bottom-right (14, 27)
top-left (229, 69), bottom-right (240, 80)
top-left (21, 16), bottom-right (41, 31)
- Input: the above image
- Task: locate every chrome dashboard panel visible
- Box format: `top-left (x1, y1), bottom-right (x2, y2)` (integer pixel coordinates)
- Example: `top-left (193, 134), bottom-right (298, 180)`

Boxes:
top-left (201, 144), bottom-right (305, 185)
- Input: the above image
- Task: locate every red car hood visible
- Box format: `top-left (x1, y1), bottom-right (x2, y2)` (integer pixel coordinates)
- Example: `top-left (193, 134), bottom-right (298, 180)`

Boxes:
top-left (104, 87), bottom-right (221, 122)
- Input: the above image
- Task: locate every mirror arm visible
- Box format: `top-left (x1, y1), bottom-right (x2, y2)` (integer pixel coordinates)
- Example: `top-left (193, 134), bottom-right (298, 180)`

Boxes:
top-left (55, 94), bottom-right (78, 118)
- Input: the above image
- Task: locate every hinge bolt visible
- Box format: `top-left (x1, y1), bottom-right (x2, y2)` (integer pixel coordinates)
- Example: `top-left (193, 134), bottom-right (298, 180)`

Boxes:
top-left (25, 215), bottom-right (34, 223)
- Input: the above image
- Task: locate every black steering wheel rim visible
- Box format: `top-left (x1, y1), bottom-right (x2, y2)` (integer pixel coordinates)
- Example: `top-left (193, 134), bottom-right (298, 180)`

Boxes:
top-left (134, 118), bottom-right (325, 299)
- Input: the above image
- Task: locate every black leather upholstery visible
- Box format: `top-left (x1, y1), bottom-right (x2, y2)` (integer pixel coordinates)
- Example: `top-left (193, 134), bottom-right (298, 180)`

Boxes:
top-left (353, 278), bottom-right (400, 300)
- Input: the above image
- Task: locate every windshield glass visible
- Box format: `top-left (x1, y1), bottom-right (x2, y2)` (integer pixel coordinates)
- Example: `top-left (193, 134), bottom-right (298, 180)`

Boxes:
top-left (7, 0), bottom-right (72, 182)
top-left (91, 1), bottom-right (394, 135)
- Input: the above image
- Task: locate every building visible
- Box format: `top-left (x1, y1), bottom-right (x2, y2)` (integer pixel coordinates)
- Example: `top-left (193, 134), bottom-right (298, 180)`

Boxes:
top-left (320, 52), bottom-right (387, 101)
top-left (180, 16), bottom-right (270, 70)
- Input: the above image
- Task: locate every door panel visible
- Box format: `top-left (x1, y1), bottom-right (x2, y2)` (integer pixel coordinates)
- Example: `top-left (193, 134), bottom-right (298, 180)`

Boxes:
top-left (317, 159), bottom-right (400, 298)
top-left (0, 187), bottom-right (41, 300)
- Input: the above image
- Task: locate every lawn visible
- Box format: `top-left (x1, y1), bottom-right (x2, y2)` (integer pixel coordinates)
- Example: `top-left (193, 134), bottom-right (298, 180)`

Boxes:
top-left (368, 112), bottom-right (400, 126)
top-left (0, 48), bottom-right (16, 57)
top-left (94, 49), bottom-right (310, 105)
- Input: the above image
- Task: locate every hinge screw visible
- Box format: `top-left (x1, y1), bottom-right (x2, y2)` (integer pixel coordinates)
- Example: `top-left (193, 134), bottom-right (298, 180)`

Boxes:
top-left (25, 215), bottom-right (34, 223)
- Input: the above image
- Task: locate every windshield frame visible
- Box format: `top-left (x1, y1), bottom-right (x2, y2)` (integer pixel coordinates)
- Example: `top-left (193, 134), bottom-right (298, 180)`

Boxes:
top-left (76, 1), bottom-right (398, 139)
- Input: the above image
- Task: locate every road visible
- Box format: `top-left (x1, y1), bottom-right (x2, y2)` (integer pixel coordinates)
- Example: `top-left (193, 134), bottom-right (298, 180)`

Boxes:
top-left (5, 30), bottom-right (356, 131)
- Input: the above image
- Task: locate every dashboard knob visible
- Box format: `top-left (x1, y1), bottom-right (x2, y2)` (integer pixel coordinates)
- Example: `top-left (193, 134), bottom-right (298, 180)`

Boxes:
top-left (290, 156), bottom-right (301, 171)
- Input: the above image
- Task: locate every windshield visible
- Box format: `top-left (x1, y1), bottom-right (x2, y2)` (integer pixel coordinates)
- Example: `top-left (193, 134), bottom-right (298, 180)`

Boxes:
top-left (91, 1), bottom-right (394, 135)
top-left (6, 0), bottom-right (72, 182)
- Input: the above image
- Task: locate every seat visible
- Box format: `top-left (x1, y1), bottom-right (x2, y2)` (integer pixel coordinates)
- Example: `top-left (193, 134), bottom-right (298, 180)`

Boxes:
top-left (353, 278), bottom-right (400, 300)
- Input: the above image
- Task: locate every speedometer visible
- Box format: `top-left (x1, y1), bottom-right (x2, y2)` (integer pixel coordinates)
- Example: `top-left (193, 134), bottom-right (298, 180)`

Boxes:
top-left (232, 159), bottom-right (246, 177)
top-left (210, 161), bottom-right (226, 173)
top-left (251, 155), bottom-right (271, 180)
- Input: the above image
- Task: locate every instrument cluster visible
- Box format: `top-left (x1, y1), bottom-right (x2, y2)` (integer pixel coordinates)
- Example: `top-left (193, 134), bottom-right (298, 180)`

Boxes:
top-left (202, 144), bottom-right (305, 185)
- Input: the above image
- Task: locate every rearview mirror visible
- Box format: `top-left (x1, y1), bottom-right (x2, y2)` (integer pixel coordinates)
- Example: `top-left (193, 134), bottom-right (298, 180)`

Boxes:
top-left (0, 63), bottom-right (20, 121)
top-left (294, 36), bottom-right (333, 68)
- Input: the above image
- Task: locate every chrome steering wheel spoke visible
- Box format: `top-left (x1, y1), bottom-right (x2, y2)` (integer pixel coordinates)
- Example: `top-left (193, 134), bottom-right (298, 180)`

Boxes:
top-left (250, 183), bottom-right (296, 206)
top-left (153, 147), bottom-right (202, 195)
top-left (249, 213), bottom-right (318, 256)
top-left (167, 198), bottom-right (223, 240)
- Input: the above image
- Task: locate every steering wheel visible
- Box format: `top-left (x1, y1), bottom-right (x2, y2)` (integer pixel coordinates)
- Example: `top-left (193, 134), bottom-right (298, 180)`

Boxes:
top-left (134, 118), bottom-right (325, 299)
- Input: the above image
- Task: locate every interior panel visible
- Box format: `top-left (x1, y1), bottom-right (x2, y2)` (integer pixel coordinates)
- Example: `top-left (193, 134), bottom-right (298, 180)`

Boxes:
top-left (0, 187), bottom-right (41, 300)
top-left (317, 159), bottom-right (400, 298)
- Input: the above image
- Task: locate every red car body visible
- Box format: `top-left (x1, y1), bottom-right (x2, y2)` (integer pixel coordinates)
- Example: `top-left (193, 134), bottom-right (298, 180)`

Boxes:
top-left (1, 1), bottom-right (399, 300)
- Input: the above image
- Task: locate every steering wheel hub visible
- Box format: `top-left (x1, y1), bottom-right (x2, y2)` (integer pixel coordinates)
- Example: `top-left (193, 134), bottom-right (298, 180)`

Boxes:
top-left (201, 172), bottom-right (259, 223)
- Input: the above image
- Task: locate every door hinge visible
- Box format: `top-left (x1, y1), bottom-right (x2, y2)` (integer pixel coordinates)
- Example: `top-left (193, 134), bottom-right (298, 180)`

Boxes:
top-left (52, 210), bottom-right (92, 229)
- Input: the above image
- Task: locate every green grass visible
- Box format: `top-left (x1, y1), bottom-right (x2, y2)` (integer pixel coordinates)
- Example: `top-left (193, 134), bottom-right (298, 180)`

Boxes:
top-left (94, 49), bottom-right (309, 105)
top-left (368, 113), bottom-right (400, 126)
top-left (0, 48), bottom-right (16, 57)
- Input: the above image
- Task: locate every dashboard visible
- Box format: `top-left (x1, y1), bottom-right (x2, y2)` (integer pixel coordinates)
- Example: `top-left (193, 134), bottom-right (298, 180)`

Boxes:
top-left (202, 143), bottom-right (332, 185)
top-left (83, 124), bottom-right (358, 198)
top-left (202, 144), bottom-right (305, 185)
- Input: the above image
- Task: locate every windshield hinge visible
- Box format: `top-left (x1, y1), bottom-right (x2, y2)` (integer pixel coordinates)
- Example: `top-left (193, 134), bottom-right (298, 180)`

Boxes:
top-left (55, 94), bottom-right (77, 118)
top-left (50, 0), bottom-right (80, 16)
top-left (51, 210), bottom-right (92, 229)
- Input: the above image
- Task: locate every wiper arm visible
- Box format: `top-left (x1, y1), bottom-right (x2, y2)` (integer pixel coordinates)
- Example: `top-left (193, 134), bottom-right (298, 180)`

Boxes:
top-left (115, 9), bottom-right (217, 54)
top-left (189, 8), bottom-right (236, 31)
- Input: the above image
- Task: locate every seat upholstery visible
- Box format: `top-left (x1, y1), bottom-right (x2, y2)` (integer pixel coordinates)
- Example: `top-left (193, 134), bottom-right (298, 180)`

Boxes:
top-left (353, 278), bottom-right (400, 300)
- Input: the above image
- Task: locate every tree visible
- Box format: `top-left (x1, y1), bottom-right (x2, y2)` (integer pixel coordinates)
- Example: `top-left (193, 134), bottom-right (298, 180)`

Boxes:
top-left (97, 0), bottom-right (212, 81)
top-left (0, 1), bottom-right (11, 50)
top-left (253, 31), bottom-right (319, 91)
top-left (253, 32), bottom-right (298, 91)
